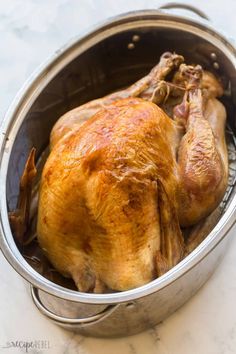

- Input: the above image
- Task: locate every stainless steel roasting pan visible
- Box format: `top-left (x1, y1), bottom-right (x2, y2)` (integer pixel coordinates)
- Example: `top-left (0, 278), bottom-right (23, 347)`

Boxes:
top-left (1, 3), bottom-right (236, 337)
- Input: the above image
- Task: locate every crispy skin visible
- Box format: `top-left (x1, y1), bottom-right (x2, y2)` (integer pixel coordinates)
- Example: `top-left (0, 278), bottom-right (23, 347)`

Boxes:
top-left (35, 61), bottom-right (228, 293)
top-left (173, 64), bottom-right (228, 226)
top-left (37, 98), bottom-right (184, 291)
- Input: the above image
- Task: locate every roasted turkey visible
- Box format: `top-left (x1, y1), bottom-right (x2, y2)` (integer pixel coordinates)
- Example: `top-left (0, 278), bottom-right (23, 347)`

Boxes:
top-left (10, 52), bottom-right (228, 293)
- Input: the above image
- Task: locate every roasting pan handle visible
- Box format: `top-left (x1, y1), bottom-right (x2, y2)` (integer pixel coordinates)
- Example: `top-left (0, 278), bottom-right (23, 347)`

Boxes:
top-left (31, 286), bottom-right (119, 326)
top-left (158, 2), bottom-right (210, 21)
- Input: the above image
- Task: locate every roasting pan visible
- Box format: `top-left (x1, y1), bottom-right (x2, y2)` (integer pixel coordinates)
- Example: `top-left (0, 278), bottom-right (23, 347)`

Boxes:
top-left (1, 3), bottom-right (236, 337)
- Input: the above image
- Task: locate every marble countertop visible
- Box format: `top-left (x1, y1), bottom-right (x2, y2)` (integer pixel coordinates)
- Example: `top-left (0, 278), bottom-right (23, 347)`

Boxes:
top-left (1, 0), bottom-right (236, 353)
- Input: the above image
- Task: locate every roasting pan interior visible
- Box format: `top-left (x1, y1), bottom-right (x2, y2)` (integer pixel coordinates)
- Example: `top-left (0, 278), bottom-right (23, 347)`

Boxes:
top-left (5, 25), bottom-right (236, 290)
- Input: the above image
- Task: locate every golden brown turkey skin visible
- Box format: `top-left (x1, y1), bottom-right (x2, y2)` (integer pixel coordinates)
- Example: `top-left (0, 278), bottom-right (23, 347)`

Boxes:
top-left (37, 98), bottom-right (184, 292)
top-left (36, 62), bottom-right (228, 293)
top-left (172, 64), bottom-right (228, 226)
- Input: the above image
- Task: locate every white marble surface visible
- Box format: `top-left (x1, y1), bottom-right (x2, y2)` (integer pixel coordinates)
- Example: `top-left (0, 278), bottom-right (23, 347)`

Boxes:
top-left (1, 0), bottom-right (236, 353)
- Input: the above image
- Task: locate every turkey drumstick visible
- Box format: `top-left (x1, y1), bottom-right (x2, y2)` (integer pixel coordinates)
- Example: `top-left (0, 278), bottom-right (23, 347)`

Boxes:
top-left (50, 52), bottom-right (184, 149)
top-left (175, 64), bottom-right (228, 226)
